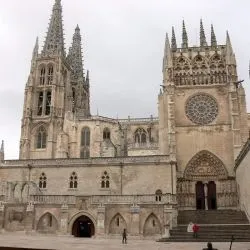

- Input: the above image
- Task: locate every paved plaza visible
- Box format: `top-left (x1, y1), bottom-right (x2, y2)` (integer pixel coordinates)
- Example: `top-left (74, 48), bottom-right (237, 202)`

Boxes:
top-left (0, 235), bottom-right (249, 250)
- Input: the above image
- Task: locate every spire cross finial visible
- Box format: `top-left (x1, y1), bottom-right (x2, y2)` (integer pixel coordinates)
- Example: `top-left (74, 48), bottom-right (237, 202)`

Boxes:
top-left (182, 20), bottom-right (188, 48)
top-left (200, 19), bottom-right (207, 47)
top-left (211, 24), bottom-right (217, 47)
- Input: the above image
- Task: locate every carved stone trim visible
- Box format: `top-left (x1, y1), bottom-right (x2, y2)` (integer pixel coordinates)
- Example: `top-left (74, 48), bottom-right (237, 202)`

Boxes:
top-left (184, 150), bottom-right (228, 180)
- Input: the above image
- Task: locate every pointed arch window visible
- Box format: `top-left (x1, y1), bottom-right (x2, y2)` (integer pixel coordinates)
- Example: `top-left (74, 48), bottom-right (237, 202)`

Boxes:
top-left (45, 91), bottom-right (51, 115)
top-left (80, 127), bottom-right (90, 159)
top-left (37, 92), bottom-right (44, 116)
top-left (40, 67), bottom-right (46, 85)
top-left (134, 128), bottom-right (147, 144)
top-left (39, 173), bottom-right (47, 189)
top-left (37, 126), bottom-right (47, 149)
top-left (155, 189), bottom-right (162, 202)
top-left (103, 128), bottom-right (111, 140)
top-left (47, 65), bottom-right (54, 85)
top-left (69, 172), bottom-right (78, 189)
top-left (101, 171), bottom-right (110, 188)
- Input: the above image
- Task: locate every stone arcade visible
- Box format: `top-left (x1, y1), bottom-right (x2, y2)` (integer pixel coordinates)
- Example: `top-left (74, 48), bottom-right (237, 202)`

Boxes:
top-left (0, 0), bottom-right (249, 239)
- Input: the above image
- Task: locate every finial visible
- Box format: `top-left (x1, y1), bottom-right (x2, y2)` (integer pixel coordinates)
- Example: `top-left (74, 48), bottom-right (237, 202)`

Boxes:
top-left (32, 37), bottom-right (39, 60)
top-left (211, 24), bottom-right (217, 47)
top-left (182, 20), bottom-right (188, 48)
top-left (171, 26), bottom-right (177, 50)
top-left (226, 31), bottom-right (235, 65)
top-left (163, 33), bottom-right (172, 70)
top-left (200, 19), bottom-right (207, 47)
top-left (76, 24), bottom-right (80, 31)
top-left (0, 140), bottom-right (4, 152)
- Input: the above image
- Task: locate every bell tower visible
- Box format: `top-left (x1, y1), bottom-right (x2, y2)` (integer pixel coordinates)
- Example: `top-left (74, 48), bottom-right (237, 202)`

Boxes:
top-left (19, 0), bottom-right (72, 159)
top-left (158, 20), bottom-right (249, 209)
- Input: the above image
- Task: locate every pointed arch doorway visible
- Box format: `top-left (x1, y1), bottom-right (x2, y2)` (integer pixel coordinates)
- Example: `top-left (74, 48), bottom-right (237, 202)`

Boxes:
top-left (207, 181), bottom-right (217, 210)
top-left (72, 215), bottom-right (95, 237)
top-left (196, 181), bottom-right (205, 210)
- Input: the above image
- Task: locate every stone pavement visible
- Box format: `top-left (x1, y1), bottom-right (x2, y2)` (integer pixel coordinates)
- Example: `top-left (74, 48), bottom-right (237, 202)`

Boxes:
top-left (0, 234), bottom-right (249, 250)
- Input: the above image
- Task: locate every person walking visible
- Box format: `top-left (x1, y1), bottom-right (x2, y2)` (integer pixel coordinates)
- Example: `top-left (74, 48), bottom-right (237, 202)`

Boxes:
top-left (202, 242), bottom-right (218, 250)
top-left (192, 223), bottom-right (199, 238)
top-left (122, 228), bottom-right (127, 244)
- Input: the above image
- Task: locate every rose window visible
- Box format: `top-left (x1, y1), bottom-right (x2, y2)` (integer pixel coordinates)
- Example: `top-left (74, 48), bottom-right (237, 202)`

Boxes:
top-left (185, 94), bottom-right (218, 125)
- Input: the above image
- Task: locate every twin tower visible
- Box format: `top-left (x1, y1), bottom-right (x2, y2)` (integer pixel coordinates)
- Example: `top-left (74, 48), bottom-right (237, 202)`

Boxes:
top-left (19, 0), bottom-right (245, 161)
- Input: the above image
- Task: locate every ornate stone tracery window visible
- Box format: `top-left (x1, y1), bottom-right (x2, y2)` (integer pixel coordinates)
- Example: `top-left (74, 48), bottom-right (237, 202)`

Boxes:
top-left (39, 67), bottom-right (46, 85)
top-left (185, 93), bottom-right (218, 125)
top-left (37, 126), bottom-right (47, 149)
top-left (39, 172), bottom-right (47, 189)
top-left (69, 172), bottom-right (78, 189)
top-left (80, 127), bottom-right (90, 159)
top-left (47, 65), bottom-right (54, 85)
top-left (101, 171), bottom-right (110, 188)
top-left (134, 128), bottom-right (147, 144)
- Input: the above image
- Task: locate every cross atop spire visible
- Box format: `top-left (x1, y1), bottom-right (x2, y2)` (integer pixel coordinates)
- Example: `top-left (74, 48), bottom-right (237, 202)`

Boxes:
top-left (200, 19), bottom-right (207, 47)
top-left (211, 24), bottom-right (217, 47)
top-left (67, 25), bottom-right (84, 81)
top-left (42, 0), bottom-right (65, 57)
top-left (182, 20), bottom-right (188, 48)
top-left (171, 27), bottom-right (177, 50)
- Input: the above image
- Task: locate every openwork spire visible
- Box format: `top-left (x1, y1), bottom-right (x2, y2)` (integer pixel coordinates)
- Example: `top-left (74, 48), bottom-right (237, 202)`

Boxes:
top-left (42, 0), bottom-right (65, 57)
top-left (211, 24), bottom-right (217, 47)
top-left (182, 20), bottom-right (188, 48)
top-left (200, 19), bottom-right (207, 47)
top-left (67, 25), bottom-right (84, 81)
top-left (171, 27), bottom-right (177, 50)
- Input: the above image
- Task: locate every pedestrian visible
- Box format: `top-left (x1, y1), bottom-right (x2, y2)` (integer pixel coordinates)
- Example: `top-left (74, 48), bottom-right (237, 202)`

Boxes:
top-left (122, 228), bottom-right (127, 244)
top-left (187, 221), bottom-right (194, 233)
top-left (202, 242), bottom-right (218, 250)
top-left (192, 223), bottom-right (199, 238)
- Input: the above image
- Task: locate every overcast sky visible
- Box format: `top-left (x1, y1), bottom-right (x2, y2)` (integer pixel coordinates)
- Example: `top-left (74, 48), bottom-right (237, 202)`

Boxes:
top-left (0, 0), bottom-right (249, 159)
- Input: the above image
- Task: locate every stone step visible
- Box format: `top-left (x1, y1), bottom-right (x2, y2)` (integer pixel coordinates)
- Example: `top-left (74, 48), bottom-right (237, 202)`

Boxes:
top-left (177, 210), bottom-right (249, 224)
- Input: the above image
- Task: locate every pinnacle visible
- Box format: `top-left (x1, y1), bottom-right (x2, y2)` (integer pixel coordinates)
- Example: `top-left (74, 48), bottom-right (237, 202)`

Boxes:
top-left (211, 24), bottom-right (217, 47)
top-left (200, 19), bottom-right (207, 47)
top-left (171, 26), bottom-right (177, 50)
top-left (182, 20), bottom-right (188, 48)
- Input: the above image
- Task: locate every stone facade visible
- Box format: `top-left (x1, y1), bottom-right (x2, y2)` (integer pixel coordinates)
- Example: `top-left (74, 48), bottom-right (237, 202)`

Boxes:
top-left (0, 0), bottom-right (249, 238)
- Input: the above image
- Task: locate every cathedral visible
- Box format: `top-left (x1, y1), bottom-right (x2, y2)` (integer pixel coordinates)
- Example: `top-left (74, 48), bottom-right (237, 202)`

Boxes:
top-left (0, 0), bottom-right (249, 238)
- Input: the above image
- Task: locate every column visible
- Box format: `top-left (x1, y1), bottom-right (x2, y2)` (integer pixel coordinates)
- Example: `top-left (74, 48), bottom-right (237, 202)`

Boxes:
top-left (25, 202), bottom-right (35, 232)
top-left (204, 183), bottom-right (208, 210)
top-left (0, 202), bottom-right (5, 231)
top-left (60, 204), bottom-right (69, 235)
top-left (96, 205), bottom-right (105, 237)
top-left (130, 205), bottom-right (140, 236)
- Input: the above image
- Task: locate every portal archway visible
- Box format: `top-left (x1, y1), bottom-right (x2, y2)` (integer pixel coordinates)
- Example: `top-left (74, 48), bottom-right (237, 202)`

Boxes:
top-left (72, 215), bottom-right (95, 237)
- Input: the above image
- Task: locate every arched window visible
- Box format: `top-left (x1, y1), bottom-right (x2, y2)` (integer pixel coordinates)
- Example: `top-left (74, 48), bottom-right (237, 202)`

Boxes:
top-left (101, 171), bottom-right (110, 188)
top-left (37, 126), bottom-right (47, 149)
top-left (103, 128), bottom-right (111, 140)
top-left (39, 173), bottom-right (47, 189)
top-left (80, 127), bottom-right (90, 159)
top-left (37, 92), bottom-right (44, 116)
top-left (45, 91), bottom-right (51, 115)
top-left (116, 217), bottom-right (120, 226)
top-left (69, 172), bottom-right (78, 189)
top-left (155, 189), bottom-right (162, 202)
top-left (134, 128), bottom-right (147, 144)
top-left (81, 127), bottom-right (90, 146)
top-left (40, 67), bottom-right (46, 85)
top-left (47, 65), bottom-right (54, 85)
top-left (72, 88), bottom-right (76, 112)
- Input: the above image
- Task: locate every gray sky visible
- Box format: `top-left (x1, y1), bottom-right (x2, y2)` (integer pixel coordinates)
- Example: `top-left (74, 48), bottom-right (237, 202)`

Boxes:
top-left (0, 0), bottom-right (249, 159)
